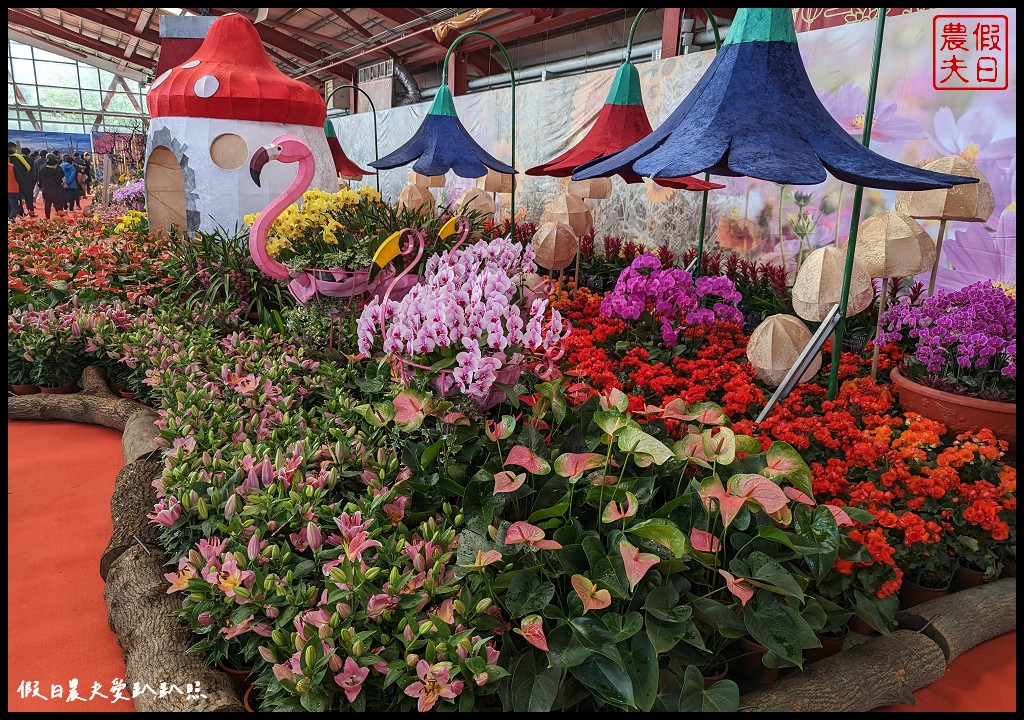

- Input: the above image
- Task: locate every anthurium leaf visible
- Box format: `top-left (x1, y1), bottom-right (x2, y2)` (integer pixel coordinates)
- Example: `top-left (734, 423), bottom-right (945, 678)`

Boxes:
top-left (793, 505), bottom-right (842, 583)
top-left (545, 623), bottom-right (592, 668)
top-left (742, 595), bottom-right (815, 668)
top-left (617, 425), bottom-right (674, 467)
top-left (651, 492), bottom-right (695, 519)
top-left (505, 572), bottom-right (555, 618)
top-left (701, 427), bottom-right (736, 465)
top-left (763, 441), bottom-right (813, 498)
top-left (511, 652), bottom-right (562, 712)
top-left (689, 597), bottom-right (747, 639)
top-left (652, 669), bottom-right (683, 712)
top-left (569, 655), bottom-right (636, 710)
top-left (569, 617), bottom-right (624, 668)
top-left (624, 632), bottom-right (659, 711)
top-left (678, 665), bottom-right (739, 712)
top-left (590, 557), bottom-right (630, 599)
top-left (601, 611), bottom-right (644, 643)
top-left (734, 434), bottom-right (763, 455)
top-left (843, 506), bottom-right (877, 524)
top-left (527, 498), bottom-right (569, 524)
top-left (627, 519), bottom-right (690, 558)
top-left (594, 410), bottom-right (629, 438)
top-left (745, 551), bottom-right (805, 600)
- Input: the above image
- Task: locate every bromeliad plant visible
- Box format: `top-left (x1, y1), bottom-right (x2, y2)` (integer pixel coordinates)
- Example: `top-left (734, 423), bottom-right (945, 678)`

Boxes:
top-left (389, 381), bottom-right (860, 711)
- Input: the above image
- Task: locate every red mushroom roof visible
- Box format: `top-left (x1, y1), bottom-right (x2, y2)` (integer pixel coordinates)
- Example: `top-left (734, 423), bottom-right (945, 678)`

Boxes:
top-left (147, 13), bottom-right (326, 127)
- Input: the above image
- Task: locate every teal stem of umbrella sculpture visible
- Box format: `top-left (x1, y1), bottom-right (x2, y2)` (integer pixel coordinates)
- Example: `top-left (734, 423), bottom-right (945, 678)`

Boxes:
top-left (625, 9), bottom-right (648, 63)
top-left (325, 84), bottom-right (380, 194)
top-left (827, 8), bottom-right (886, 401)
top-left (694, 9), bottom-right (722, 279)
top-left (442, 31), bottom-right (517, 224)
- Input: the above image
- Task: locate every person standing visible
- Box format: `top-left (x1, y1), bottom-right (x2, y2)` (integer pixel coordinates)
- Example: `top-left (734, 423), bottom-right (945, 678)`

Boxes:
top-left (38, 153), bottom-right (67, 219)
top-left (8, 142), bottom-right (35, 214)
top-left (81, 151), bottom-right (95, 196)
top-left (59, 154), bottom-right (80, 210)
top-left (72, 152), bottom-right (88, 205)
top-left (33, 150), bottom-right (47, 205)
top-left (8, 157), bottom-right (23, 220)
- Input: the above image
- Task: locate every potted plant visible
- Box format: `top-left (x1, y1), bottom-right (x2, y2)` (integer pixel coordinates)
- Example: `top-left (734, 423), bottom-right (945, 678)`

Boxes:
top-left (878, 281), bottom-right (1016, 447)
top-left (16, 304), bottom-right (85, 393)
top-left (8, 315), bottom-right (38, 393)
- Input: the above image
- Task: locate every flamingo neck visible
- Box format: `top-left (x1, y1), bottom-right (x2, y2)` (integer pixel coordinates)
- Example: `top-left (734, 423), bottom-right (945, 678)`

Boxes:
top-left (250, 153), bottom-right (316, 280)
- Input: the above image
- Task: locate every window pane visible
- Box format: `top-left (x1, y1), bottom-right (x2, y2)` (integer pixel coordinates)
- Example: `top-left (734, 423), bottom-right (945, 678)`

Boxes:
top-left (9, 41), bottom-right (33, 58)
top-left (81, 89), bottom-right (102, 111)
top-left (99, 70), bottom-right (115, 88)
top-left (11, 58), bottom-right (35, 84)
top-left (108, 93), bottom-right (136, 113)
top-left (13, 83), bottom-right (37, 105)
top-left (79, 66), bottom-right (101, 90)
top-left (35, 61), bottom-right (79, 88)
top-left (7, 83), bottom-right (15, 104)
top-left (38, 86), bottom-right (81, 109)
top-left (32, 47), bottom-right (75, 63)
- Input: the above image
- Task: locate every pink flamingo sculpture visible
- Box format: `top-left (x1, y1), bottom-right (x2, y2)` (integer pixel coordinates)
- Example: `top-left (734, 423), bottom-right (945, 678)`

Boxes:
top-left (248, 134), bottom-right (314, 281)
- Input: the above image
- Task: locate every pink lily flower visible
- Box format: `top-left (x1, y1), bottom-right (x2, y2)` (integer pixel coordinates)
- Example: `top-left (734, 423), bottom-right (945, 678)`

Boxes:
top-left (429, 598), bottom-right (457, 624)
top-left (719, 569), bottom-right (755, 606)
top-left (601, 492), bottom-right (638, 523)
top-left (493, 470), bottom-right (527, 495)
top-left (619, 539), bottom-right (661, 591)
top-left (504, 521), bottom-right (562, 550)
top-left (516, 615), bottom-right (549, 651)
top-left (163, 558), bottom-right (195, 593)
top-left (384, 496), bottom-right (408, 525)
top-left (689, 528), bottom-right (722, 553)
top-left (306, 521), bottom-right (324, 554)
top-left (403, 660), bottom-right (465, 712)
top-left (216, 555), bottom-right (254, 598)
top-left (367, 593), bottom-right (399, 619)
top-left (334, 657), bottom-right (370, 704)
top-left (571, 574), bottom-right (612, 614)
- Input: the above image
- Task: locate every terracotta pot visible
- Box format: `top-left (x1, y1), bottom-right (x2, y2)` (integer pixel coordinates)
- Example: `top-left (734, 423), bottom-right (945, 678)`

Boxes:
top-left (9, 384), bottom-right (40, 395)
top-left (735, 637), bottom-right (779, 685)
top-left (847, 615), bottom-right (879, 636)
top-left (217, 660), bottom-right (254, 694)
top-left (1000, 558), bottom-right (1016, 578)
top-left (117, 388), bottom-right (139, 400)
top-left (949, 563), bottom-right (987, 592)
top-left (899, 578), bottom-right (949, 609)
top-left (243, 684), bottom-right (260, 712)
top-left (804, 629), bottom-right (849, 664)
top-left (890, 368), bottom-right (1016, 450)
top-left (39, 380), bottom-right (78, 394)
top-left (701, 658), bottom-right (729, 690)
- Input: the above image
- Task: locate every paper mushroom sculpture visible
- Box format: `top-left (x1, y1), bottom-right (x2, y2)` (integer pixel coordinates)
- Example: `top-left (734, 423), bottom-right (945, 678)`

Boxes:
top-left (144, 13), bottom-right (338, 234)
top-left (455, 187), bottom-right (496, 217)
top-left (397, 184), bottom-right (436, 215)
top-left (532, 221), bottom-right (578, 271)
top-left (540, 193), bottom-right (594, 238)
top-left (746, 314), bottom-right (821, 387)
top-left (894, 156), bottom-right (994, 222)
top-left (853, 211), bottom-right (936, 279)
top-left (792, 247), bottom-right (874, 322)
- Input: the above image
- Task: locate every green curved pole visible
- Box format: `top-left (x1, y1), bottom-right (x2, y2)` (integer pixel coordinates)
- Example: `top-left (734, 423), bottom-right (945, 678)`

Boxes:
top-left (325, 83), bottom-right (381, 194)
top-left (693, 9), bottom-right (722, 279)
top-left (827, 8), bottom-right (887, 400)
top-left (626, 8), bottom-right (649, 62)
top-left (442, 31), bottom-right (517, 224)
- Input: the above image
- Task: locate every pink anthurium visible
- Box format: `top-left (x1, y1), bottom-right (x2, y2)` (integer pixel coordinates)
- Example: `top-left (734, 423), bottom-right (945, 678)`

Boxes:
top-left (460, 549), bottom-right (503, 571)
top-left (504, 445), bottom-right (551, 475)
top-left (764, 441), bottom-right (805, 477)
top-left (684, 402), bottom-right (728, 425)
top-left (689, 528), bottom-right (722, 553)
top-left (719, 569), bottom-right (755, 606)
top-left (602, 492), bottom-right (638, 523)
top-left (599, 387), bottom-right (629, 412)
top-left (571, 574), bottom-right (612, 614)
top-left (619, 539), bottom-right (661, 591)
top-left (699, 476), bottom-right (747, 528)
top-left (590, 474), bottom-right (620, 486)
top-left (516, 615), bottom-right (549, 651)
top-left (504, 521), bottom-right (562, 550)
top-left (728, 474), bottom-right (789, 515)
top-left (393, 389), bottom-right (426, 425)
top-left (824, 503), bottom-right (854, 526)
top-left (784, 486), bottom-right (814, 506)
top-left (554, 452), bottom-right (606, 479)
top-left (492, 470), bottom-right (527, 495)
top-left (675, 433), bottom-right (713, 465)
top-left (485, 415), bottom-right (517, 441)
top-left (661, 398), bottom-right (691, 420)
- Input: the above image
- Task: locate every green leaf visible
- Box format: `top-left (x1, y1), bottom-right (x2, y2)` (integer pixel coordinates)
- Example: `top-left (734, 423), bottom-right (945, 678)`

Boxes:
top-left (742, 595), bottom-right (817, 668)
top-left (627, 519), bottom-right (690, 558)
top-left (420, 439), bottom-right (443, 468)
top-left (505, 573), bottom-right (556, 618)
top-left (510, 652), bottom-right (562, 712)
top-left (793, 505), bottom-right (842, 583)
top-left (763, 441), bottom-right (813, 498)
top-left (643, 586), bottom-right (691, 623)
top-left (299, 689), bottom-right (329, 712)
top-left (545, 623), bottom-right (592, 668)
top-left (590, 557), bottom-right (630, 599)
top-left (594, 410), bottom-right (629, 438)
top-left (569, 655), bottom-right (636, 709)
top-left (690, 597), bottom-right (747, 639)
top-left (745, 551), bottom-right (805, 600)
top-left (734, 434), bottom-right (763, 455)
top-left (527, 498), bottom-right (569, 524)
top-left (569, 617), bottom-right (624, 667)
top-left (624, 633), bottom-right (659, 711)
top-left (678, 666), bottom-right (739, 712)
top-left (617, 424), bottom-right (674, 466)
top-left (601, 611), bottom-right (643, 643)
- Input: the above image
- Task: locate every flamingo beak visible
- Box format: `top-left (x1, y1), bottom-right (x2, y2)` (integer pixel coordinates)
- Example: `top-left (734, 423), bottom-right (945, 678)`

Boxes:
top-left (438, 216), bottom-right (459, 240)
top-left (249, 146), bottom-right (271, 187)
top-left (369, 230), bottom-right (404, 281)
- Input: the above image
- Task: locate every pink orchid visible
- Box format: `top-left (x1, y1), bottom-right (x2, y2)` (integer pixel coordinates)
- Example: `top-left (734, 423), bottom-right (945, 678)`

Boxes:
top-left (460, 549), bottom-right (503, 571)
top-left (601, 492), bottom-right (638, 523)
top-left (619, 539), bottom-right (661, 591)
top-left (504, 445), bottom-right (551, 475)
top-left (334, 657), bottom-right (370, 704)
top-left (403, 660), bottom-right (465, 712)
top-left (571, 574), bottom-right (612, 614)
top-left (504, 521), bottom-right (562, 550)
top-left (493, 470), bottom-right (527, 495)
top-left (689, 528), bottom-right (722, 553)
top-left (719, 569), bottom-right (755, 606)
top-left (516, 615), bottom-right (549, 651)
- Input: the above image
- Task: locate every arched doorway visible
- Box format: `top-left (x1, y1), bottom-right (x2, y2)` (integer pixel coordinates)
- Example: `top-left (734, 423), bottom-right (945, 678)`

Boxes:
top-left (145, 147), bottom-right (187, 233)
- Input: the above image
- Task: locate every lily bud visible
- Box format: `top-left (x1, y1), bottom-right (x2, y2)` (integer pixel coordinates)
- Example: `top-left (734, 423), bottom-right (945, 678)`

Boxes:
top-left (328, 653), bottom-right (343, 672)
top-left (259, 646), bottom-right (277, 663)
top-left (223, 494), bottom-right (237, 520)
top-left (475, 598), bottom-right (493, 614)
top-left (405, 654), bottom-right (419, 667)
top-left (306, 521), bottom-right (323, 554)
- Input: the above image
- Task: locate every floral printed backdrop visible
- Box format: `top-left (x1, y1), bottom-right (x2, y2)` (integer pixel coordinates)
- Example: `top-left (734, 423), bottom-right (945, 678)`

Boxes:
top-left (333, 8), bottom-right (1015, 292)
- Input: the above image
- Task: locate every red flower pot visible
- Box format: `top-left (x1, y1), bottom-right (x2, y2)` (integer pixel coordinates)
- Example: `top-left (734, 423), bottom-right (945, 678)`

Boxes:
top-left (217, 660), bottom-right (254, 695)
top-left (949, 564), bottom-right (987, 592)
top-left (9, 384), bottom-right (40, 395)
top-left (848, 615), bottom-right (879, 636)
top-left (899, 578), bottom-right (949, 609)
top-left (890, 368), bottom-right (1016, 450)
top-left (39, 380), bottom-right (79, 394)
top-left (735, 637), bottom-right (779, 685)
top-left (803, 629), bottom-right (849, 664)
top-left (243, 684), bottom-right (260, 712)
top-left (701, 658), bottom-right (729, 689)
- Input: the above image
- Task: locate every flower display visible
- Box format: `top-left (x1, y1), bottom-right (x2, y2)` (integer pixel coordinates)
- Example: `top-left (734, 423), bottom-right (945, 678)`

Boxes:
top-left (357, 236), bottom-right (569, 403)
top-left (877, 281), bottom-right (1016, 402)
top-left (112, 178), bottom-right (147, 205)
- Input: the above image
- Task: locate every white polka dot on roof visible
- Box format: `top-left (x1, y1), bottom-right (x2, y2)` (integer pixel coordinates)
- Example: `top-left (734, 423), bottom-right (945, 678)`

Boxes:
top-left (181, 60), bottom-right (201, 69)
top-left (194, 75), bottom-right (220, 98)
top-left (150, 69), bottom-right (172, 89)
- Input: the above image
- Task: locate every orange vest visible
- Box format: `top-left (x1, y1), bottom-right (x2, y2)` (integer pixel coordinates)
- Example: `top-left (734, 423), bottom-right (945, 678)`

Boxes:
top-left (8, 161), bottom-right (19, 193)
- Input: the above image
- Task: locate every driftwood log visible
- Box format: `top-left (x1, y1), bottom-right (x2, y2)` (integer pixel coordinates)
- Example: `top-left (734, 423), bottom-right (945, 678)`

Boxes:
top-left (741, 579), bottom-right (1017, 711)
top-left (895, 578), bottom-right (1016, 662)
top-left (9, 366), bottom-right (244, 712)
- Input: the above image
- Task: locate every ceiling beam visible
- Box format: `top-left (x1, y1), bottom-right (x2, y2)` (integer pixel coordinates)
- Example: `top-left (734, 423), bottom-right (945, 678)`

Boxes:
top-left (329, 8), bottom-right (399, 62)
top-left (370, 8), bottom-right (491, 75)
top-left (57, 8), bottom-right (162, 45)
top-left (134, 8), bottom-right (156, 34)
top-left (8, 28), bottom-right (150, 82)
top-left (8, 10), bottom-right (156, 70)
